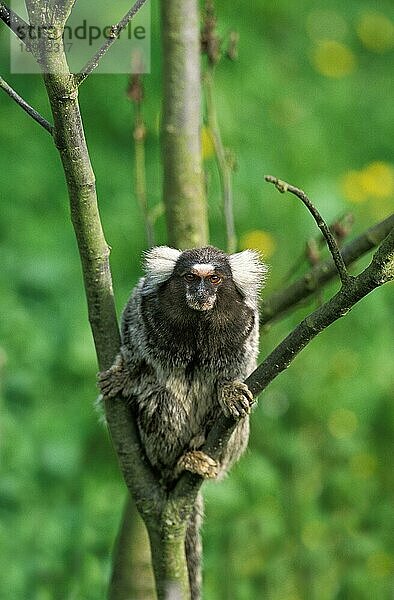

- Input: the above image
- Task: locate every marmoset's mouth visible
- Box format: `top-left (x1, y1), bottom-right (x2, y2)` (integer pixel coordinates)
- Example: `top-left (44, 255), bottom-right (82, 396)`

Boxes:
top-left (186, 295), bottom-right (216, 311)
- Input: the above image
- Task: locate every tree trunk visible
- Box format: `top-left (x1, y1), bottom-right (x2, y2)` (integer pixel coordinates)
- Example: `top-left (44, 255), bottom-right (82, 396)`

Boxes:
top-left (161, 0), bottom-right (208, 249)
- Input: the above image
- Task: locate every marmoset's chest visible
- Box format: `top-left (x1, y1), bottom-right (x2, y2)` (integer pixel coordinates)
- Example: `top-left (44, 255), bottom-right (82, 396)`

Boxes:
top-left (139, 292), bottom-right (255, 370)
top-left (157, 362), bottom-right (219, 429)
top-left (135, 361), bottom-right (219, 471)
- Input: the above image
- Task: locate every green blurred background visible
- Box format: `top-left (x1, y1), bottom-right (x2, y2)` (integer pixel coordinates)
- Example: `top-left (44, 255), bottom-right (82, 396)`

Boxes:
top-left (0, 1), bottom-right (393, 598)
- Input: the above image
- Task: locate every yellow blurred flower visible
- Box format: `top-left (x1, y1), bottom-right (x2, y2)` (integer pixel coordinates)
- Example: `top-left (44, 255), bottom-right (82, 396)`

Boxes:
top-left (341, 162), bottom-right (394, 203)
top-left (360, 162), bottom-right (394, 198)
top-left (341, 170), bottom-right (367, 203)
top-left (201, 125), bottom-right (215, 160)
top-left (357, 13), bottom-right (394, 53)
top-left (328, 408), bottom-right (358, 439)
top-left (240, 230), bottom-right (276, 258)
top-left (312, 40), bottom-right (356, 78)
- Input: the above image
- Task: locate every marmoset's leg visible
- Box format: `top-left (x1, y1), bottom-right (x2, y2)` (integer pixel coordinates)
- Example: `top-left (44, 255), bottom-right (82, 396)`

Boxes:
top-left (176, 450), bottom-right (218, 479)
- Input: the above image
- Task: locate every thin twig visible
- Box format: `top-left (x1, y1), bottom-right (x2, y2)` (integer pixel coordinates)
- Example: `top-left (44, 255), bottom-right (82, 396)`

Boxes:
top-left (133, 105), bottom-right (155, 247)
top-left (128, 74), bottom-right (155, 247)
top-left (0, 75), bottom-right (53, 133)
top-left (74, 0), bottom-right (149, 86)
top-left (265, 175), bottom-right (350, 286)
top-left (201, 0), bottom-right (237, 253)
top-left (204, 68), bottom-right (237, 253)
top-left (279, 212), bottom-right (354, 286)
top-left (0, 2), bottom-right (29, 44)
top-left (260, 214), bottom-right (394, 325)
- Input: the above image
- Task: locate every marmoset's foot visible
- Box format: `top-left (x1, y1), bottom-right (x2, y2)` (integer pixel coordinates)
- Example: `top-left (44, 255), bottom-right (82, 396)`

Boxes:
top-left (98, 353), bottom-right (126, 398)
top-left (176, 450), bottom-right (218, 479)
top-left (218, 380), bottom-right (254, 419)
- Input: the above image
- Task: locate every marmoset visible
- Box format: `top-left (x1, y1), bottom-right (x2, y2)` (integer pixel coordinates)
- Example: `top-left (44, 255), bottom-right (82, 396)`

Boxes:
top-left (99, 245), bottom-right (266, 598)
top-left (99, 245), bottom-right (266, 482)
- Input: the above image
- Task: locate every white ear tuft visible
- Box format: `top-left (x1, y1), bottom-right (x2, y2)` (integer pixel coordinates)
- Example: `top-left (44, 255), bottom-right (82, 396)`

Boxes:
top-left (142, 246), bottom-right (182, 294)
top-left (229, 250), bottom-right (267, 307)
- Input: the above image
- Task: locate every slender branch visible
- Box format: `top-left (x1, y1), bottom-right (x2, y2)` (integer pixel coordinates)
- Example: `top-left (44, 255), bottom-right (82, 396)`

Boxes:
top-left (250, 227), bottom-right (393, 393)
top-left (128, 74), bottom-right (155, 247)
top-left (0, 2), bottom-right (29, 44)
top-left (74, 0), bottom-right (150, 86)
top-left (265, 175), bottom-right (350, 285)
top-left (174, 225), bottom-right (394, 506)
top-left (40, 31), bottom-right (163, 519)
top-left (279, 212), bottom-right (354, 287)
top-left (260, 213), bottom-right (394, 325)
top-left (0, 75), bottom-right (53, 133)
top-left (201, 0), bottom-right (236, 252)
top-left (134, 108), bottom-right (155, 247)
top-left (204, 67), bottom-right (237, 253)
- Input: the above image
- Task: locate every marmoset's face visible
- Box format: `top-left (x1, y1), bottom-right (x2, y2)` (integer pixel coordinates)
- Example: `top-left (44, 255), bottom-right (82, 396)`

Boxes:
top-left (144, 245), bottom-right (265, 325)
top-left (181, 263), bottom-right (225, 311)
top-left (155, 246), bottom-right (246, 318)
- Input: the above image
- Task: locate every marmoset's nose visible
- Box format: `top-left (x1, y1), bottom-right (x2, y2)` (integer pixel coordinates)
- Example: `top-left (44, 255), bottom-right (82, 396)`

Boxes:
top-left (196, 280), bottom-right (210, 300)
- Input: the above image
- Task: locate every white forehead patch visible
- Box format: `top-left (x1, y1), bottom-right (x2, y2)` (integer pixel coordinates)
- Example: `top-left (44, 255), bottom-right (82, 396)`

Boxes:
top-left (191, 263), bottom-right (215, 276)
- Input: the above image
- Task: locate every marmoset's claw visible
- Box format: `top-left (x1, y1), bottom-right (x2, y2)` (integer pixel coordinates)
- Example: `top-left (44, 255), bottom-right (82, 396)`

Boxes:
top-left (98, 354), bottom-right (126, 398)
top-left (176, 450), bottom-right (218, 479)
top-left (218, 380), bottom-right (255, 419)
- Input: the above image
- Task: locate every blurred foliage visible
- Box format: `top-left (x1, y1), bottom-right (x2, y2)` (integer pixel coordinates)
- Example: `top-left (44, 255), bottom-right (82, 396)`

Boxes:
top-left (0, 1), bottom-right (393, 599)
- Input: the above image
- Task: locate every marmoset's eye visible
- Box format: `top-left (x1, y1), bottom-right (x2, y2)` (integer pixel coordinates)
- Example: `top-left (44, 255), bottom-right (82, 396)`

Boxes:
top-left (184, 273), bottom-right (197, 282)
top-left (209, 274), bottom-right (222, 285)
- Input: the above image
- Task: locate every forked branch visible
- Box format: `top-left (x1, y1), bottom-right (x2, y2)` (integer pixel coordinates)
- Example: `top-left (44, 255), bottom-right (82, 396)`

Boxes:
top-left (260, 213), bottom-right (394, 325)
top-left (56, 0), bottom-right (77, 23)
top-left (75, 0), bottom-right (150, 85)
top-left (265, 175), bottom-right (350, 285)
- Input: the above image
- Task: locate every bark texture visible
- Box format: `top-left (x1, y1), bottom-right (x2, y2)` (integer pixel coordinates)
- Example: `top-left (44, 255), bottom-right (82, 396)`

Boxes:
top-left (161, 0), bottom-right (209, 249)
